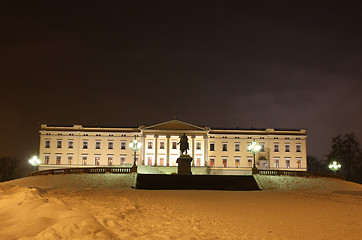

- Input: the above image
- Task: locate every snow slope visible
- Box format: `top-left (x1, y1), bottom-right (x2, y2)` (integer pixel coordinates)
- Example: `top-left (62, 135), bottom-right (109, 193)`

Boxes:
top-left (1, 174), bottom-right (361, 239)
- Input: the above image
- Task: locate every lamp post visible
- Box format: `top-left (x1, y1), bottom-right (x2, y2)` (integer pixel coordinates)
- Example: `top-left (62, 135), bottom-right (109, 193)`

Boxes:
top-left (247, 141), bottom-right (262, 174)
top-left (129, 137), bottom-right (142, 173)
top-left (329, 161), bottom-right (341, 174)
top-left (28, 156), bottom-right (41, 172)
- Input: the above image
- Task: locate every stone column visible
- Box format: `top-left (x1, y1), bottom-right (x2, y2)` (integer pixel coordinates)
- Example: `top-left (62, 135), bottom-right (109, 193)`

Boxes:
top-left (191, 135), bottom-right (195, 166)
top-left (154, 135), bottom-right (158, 166)
top-left (166, 135), bottom-right (170, 166)
top-left (203, 135), bottom-right (208, 166)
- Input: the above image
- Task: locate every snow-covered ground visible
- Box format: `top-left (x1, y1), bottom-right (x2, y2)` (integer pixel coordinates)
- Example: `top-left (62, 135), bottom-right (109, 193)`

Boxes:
top-left (1, 174), bottom-right (361, 239)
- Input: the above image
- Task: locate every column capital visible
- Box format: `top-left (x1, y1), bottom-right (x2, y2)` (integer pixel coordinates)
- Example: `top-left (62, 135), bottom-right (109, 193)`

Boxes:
top-left (154, 135), bottom-right (158, 138)
top-left (191, 135), bottom-right (196, 139)
top-left (166, 135), bottom-right (170, 138)
top-left (203, 135), bottom-right (208, 139)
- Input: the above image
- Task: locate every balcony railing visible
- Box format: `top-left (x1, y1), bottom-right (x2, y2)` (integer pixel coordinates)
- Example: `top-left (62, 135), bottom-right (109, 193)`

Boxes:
top-left (254, 169), bottom-right (344, 179)
top-left (30, 167), bottom-right (133, 176)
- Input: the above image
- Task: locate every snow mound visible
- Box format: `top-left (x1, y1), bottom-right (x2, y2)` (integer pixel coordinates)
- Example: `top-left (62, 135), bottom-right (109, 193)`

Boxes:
top-left (6, 173), bottom-right (136, 190)
top-left (0, 185), bottom-right (115, 239)
top-left (256, 175), bottom-right (362, 192)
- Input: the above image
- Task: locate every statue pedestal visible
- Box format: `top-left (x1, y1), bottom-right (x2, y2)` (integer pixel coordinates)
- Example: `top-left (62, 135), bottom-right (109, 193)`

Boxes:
top-left (176, 155), bottom-right (193, 175)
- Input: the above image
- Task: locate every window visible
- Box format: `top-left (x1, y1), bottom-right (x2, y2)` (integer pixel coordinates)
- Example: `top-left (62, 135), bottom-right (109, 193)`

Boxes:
top-left (210, 143), bottom-right (215, 151)
top-left (82, 155), bottom-right (87, 165)
top-left (247, 142), bottom-right (252, 152)
top-left (260, 143), bottom-right (265, 152)
top-left (45, 140), bottom-right (50, 148)
top-left (209, 157), bottom-right (215, 167)
top-left (57, 140), bottom-right (62, 148)
top-left (235, 157), bottom-right (240, 168)
top-left (44, 154), bottom-right (50, 164)
top-left (160, 141), bottom-right (165, 149)
top-left (274, 143), bottom-right (279, 152)
top-left (56, 155), bottom-right (61, 165)
top-left (95, 141), bottom-right (101, 149)
top-left (235, 142), bottom-right (240, 152)
top-left (222, 143), bottom-right (228, 151)
top-left (120, 155), bottom-right (126, 165)
top-left (159, 157), bottom-right (165, 166)
top-left (108, 140), bottom-right (114, 149)
top-left (121, 141), bottom-right (126, 150)
top-left (285, 143), bottom-right (290, 152)
top-left (68, 140), bottom-right (74, 149)
top-left (196, 157), bottom-right (201, 166)
top-left (172, 141), bottom-right (177, 149)
top-left (296, 144), bottom-right (301, 152)
top-left (148, 140), bottom-right (153, 149)
top-left (83, 140), bottom-right (88, 149)
top-left (95, 156), bottom-right (100, 165)
top-left (147, 157), bottom-right (153, 166)
top-left (285, 158), bottom-right (291, 168)
top-left (196, 141), bottom-right (201, 150)
top-left (247, 157), bottom-right (253, 168)
top-left (222, 158), bottom-right (228, 167)
top-left (274, 158), bottom-right (279, 168)
top-left (108, 155), bottom-right (113, 166)
top-left (296, 158), bottom-right (302, 168)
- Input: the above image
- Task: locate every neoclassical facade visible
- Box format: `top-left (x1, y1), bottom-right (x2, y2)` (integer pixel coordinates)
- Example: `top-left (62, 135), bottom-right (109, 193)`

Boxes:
top-left (38, 120), bottom-right (307, 173)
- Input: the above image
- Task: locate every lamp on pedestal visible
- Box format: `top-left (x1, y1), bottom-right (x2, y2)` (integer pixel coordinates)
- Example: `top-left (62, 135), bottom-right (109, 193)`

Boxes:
top-left (129, 137), bottom-right (142, 173)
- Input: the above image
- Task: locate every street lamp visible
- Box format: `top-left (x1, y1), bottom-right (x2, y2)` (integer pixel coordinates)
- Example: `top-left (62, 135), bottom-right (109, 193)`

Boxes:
top-left (129, 137), bottom-right (142, 173)
top-left (28, 156), bottom-right (41, 172)
top-left (329, 161), bottom-right (341, 173)
top-left (247, 141), bottom-right (262, 173)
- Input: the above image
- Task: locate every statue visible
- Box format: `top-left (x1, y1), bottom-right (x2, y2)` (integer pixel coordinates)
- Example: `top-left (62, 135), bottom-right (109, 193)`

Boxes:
top-left (178, 133), bottom-right (189, 155)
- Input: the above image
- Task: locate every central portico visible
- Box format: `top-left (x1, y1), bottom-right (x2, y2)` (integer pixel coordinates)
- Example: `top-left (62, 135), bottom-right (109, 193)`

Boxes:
top-left (140, 120), bottom-right (209, 167)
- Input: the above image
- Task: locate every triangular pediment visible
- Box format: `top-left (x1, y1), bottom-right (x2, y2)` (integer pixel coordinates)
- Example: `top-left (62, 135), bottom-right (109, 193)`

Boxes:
top-left (143, 120), bottom-right (208, 131)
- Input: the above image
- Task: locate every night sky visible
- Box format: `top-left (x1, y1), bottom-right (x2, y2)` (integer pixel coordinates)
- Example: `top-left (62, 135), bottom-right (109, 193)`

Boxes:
top-left (1, 1), bottom-right (362, 161)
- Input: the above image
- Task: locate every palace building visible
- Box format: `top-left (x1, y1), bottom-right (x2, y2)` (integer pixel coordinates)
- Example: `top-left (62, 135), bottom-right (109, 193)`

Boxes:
top-left (38, 119), bottom-right (307, 174)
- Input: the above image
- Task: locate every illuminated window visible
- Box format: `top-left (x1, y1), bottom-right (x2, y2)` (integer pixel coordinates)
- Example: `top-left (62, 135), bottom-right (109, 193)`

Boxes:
top-left (222, 143), bottom-right (228, 151)
top-left (159, 157), bottom-right (165, 166)
top-left (45, 140), bottom-right (50, 148)
top-left (196, 157), bottom-right (201, 166)
top-left (82, 155), bottom-right (87, 165)
top-left (209, 157), bottom-right (215, 167)
top-left (56, 155), bottom-right (61, 165)
top-left (247, 157), bottom-right (253, 168)
top-left (67, 155), bottom-right (73, 165)
top-left (260, 143), bottom-right (265, 152)
top-left (120, 155), bottom-right (126, 165)
top-left (196, 141), bottom-right (201, 150)
top-left (68, 140), bottom-right (74, 149)
top-left (57, 140), bottom-right (62, 148)
top-left (222, 157), bottom-right (228, 167)
top-left (160, 141), bottom-right (165, 149)
top-left (285, 143), bottom-right (290, 152)
top-left (274, 158), bottom-right (280, 168)
top-left (148, 140), bottom-right (153, 149)
top-left (235, 157), bottom-right (240, 167)
top-left (296, 158), bottom-right (302, 168)
top-left (172, 141), bottom-right (177, 149)
top-left (95, 140), bottom-right (101, 149)
top-left (44, 154), bottom-right (50, 164)
top-left (296, 144), bottom-right (301, 152)
top-left (210, 143), bottom-right (215, 151)
top-left (108, 140), bottom-right (114, 149)
top-left (121, 141), bottom-right (126, 150)
top-left (147, 157), bottom-right (153, 165)
top-left (274, 143), bottom-right (279, 152)
top-left (108, 155), bottom-right (113, 166)
top-left (235, 143), bottom-right (240, 152)
top-left (285, 158), bottom-right (291, 168)
top-left (83, 140), bottom-right (88, 149)
top-left (95, 156), bottom-right (100, 165)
